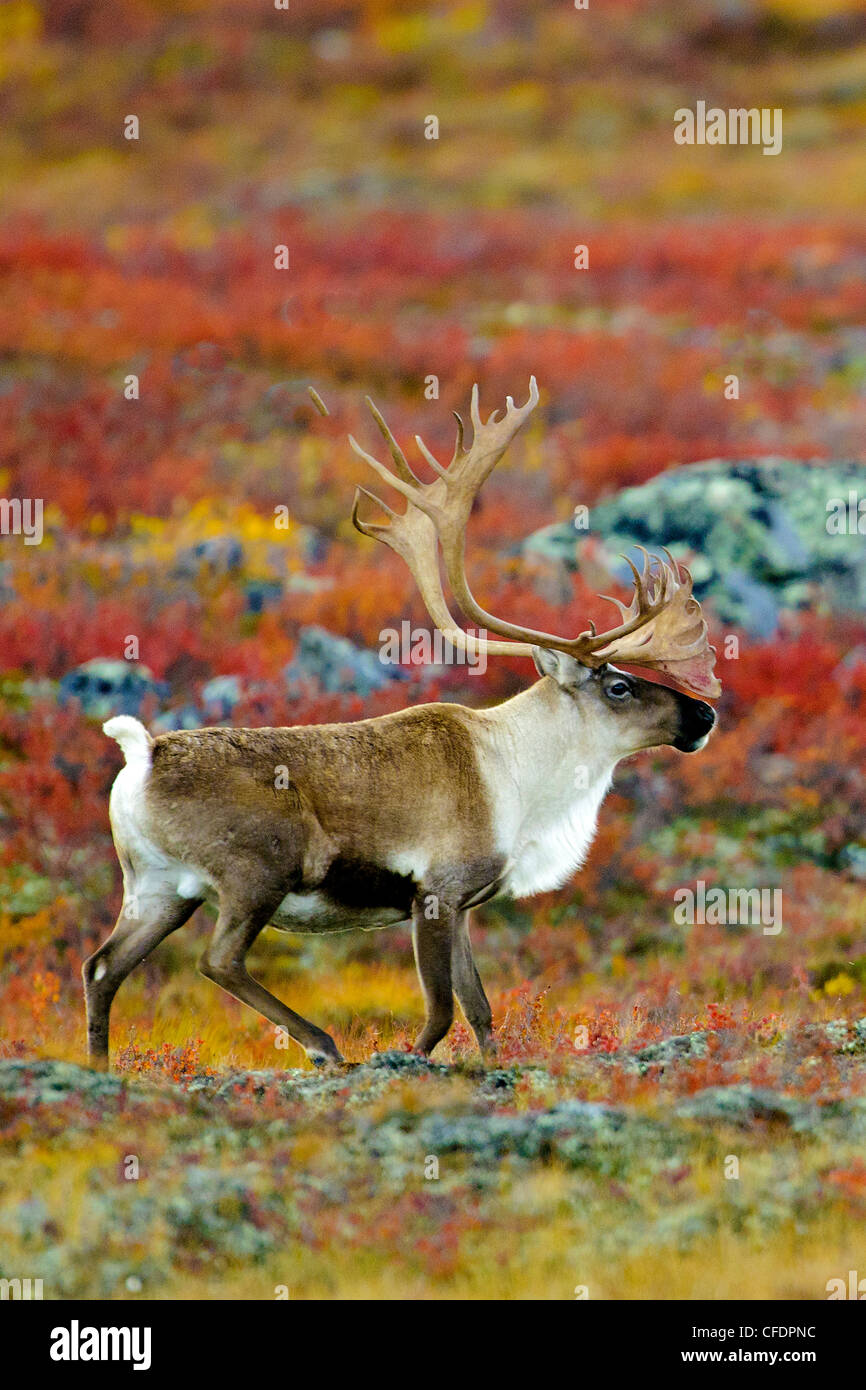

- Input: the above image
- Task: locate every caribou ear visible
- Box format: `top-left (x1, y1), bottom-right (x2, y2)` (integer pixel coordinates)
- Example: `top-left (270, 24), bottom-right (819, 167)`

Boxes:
top-left (532, 646), bottom-right (595, 691)
top-left (532, 645), bottom-right (560, 680)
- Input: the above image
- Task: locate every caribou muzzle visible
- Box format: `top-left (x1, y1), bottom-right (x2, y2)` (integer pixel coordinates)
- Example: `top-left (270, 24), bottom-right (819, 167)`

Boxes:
top-left (673, 696), bottom-right (716, 753)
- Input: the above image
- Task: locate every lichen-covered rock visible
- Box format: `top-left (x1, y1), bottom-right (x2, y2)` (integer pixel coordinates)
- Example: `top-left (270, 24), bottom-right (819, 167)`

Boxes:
top-left (365, 1098), bottom-right (670, 1174)
top-left (0, 1059), bottom-right (132, 1105)
top-left (366, 1049), bottom-right (450, 1075)
top-left (165, 1167), bottom-right (285, 1260)
top-left (627, 1030), bottom-right (714, 1074)
top-left (812, 1017), bottom-right (866, 1055)
top-left (184, 1051), bottom-right (450, 1110)
top-left (523, 459), bottom-right (866, 636)
top-left (674, 1085), bottom-right (819, 1129)
top-left (58, 659), bottom-right (168, 719)
top-left (283, 625), bottom-right (409, 698)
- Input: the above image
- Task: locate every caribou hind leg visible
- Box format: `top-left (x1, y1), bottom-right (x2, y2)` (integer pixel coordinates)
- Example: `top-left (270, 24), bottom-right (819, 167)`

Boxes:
top-left (198, 888), bottom-right (344, 1066)
top-left (83, 885), bottom-right (202, 1068)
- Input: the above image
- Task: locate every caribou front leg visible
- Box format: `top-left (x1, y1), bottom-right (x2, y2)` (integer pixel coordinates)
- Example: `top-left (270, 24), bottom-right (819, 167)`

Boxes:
top-left (451, 910), bottom-right (495, 1058)
top-left (411, 897), bottom-right (455, 1055)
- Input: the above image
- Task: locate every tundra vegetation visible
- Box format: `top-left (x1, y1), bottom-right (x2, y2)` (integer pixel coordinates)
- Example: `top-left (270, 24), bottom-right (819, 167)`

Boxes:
top-left (1, 0), bottom-right (866, 1300)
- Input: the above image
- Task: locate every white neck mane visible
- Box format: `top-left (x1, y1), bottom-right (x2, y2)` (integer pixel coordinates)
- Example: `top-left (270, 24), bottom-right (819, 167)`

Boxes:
top-left (473, 681), bottom-right (617, 898)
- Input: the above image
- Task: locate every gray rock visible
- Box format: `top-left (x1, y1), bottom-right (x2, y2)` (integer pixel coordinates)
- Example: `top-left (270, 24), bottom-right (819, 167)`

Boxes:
top-left (839, 846), bottom-right (866, 880)
top-left (199, 675), bottom-right (243, 720)
top-left (674, 1085), bottom-right (819, 1129)
top-left (172, 535), bottom-right (243, 578)
top-left (366, 1049), bottom-right (449, 1075)
top-left (284, 625), bottom-right (409, 698)
top-left (59, 659), bottom-right (168, 719)
top-left (524, 458), bottom-right (866, 634)
top-left (0, 1059), bottom-right (130, 1105)
top-left (628, 1030), bottom-right (713, 1074)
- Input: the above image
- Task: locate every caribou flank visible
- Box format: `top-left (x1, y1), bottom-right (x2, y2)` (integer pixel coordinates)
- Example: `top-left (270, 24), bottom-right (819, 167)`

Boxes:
top-left (85, 381), bottom-right (720, 1067)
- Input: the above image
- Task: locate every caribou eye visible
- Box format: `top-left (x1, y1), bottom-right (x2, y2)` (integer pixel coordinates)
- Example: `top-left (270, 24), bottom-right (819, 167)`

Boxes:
top-left (605, 680), bottom-right (632, 700)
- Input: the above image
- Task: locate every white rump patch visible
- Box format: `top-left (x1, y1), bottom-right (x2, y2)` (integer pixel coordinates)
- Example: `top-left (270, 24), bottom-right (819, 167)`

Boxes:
top-left (108, 755), bottom-right (213, 908)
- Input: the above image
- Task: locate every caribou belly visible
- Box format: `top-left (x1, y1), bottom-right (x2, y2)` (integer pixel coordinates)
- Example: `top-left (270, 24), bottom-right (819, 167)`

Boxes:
top-left (268, 891), bottom-right (408, 935)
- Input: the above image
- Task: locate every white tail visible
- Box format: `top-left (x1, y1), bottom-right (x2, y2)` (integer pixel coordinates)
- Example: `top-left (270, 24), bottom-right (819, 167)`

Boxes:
top-left (102, 716), bottom-right (153, 767)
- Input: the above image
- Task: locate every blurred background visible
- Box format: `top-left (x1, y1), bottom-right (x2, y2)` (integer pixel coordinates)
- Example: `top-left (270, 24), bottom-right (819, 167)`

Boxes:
top-left (1, 0), bottom-right (866, 1041)
top-left (1, 0), bottom-right (866, 1299)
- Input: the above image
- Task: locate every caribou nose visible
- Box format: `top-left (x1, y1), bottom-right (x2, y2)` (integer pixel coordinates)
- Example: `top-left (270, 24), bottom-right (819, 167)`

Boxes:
top-left (674, 697), bottom-right (716, 752)
top-left (692, 700), bottom-right (716, 732)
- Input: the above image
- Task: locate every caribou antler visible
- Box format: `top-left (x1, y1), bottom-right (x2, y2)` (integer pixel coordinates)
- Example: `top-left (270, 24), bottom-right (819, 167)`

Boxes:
top-left (572, 548), bottom-right (721, 698)
top-left (349, 398), bottom-right (533, 661)
top-left (350, 380), bottom-right (721, 699)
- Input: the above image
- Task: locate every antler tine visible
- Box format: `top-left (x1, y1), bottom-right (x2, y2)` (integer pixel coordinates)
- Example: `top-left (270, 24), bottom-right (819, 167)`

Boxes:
top-left (365, 397), bottom-right (423, 487)
top-left (604, 549), bottom-right (671, 623)
top-left (467, 375), bottom-right (540, 448)
top-left (451, 412), bottom-right (465, 464)
top-left (414, 433), bottom-right (450, 479)
top-left (393, 375), bottom-right (599, 653)
top-left (450, 376), bottom-right (539, 496)
top-left (351, 485), bottom-right (396, 539)
top-left (622, 552), bottom-right (648, 610)
top-left (573, 550), bottom-right (721, 697)
top-left (469, 382), bottom-right (482, 437)
top-left (573, 550), bottom-right (689, 658)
